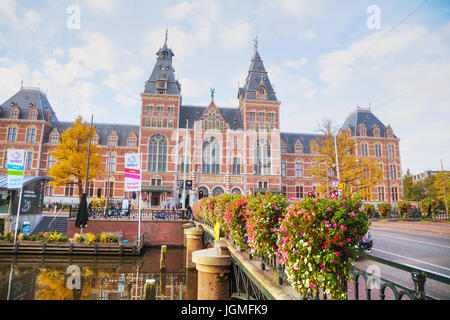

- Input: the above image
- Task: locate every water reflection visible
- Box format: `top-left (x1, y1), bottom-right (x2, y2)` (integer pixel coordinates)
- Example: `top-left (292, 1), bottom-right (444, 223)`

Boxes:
top-left (0, 247), bottom-right (197, 300)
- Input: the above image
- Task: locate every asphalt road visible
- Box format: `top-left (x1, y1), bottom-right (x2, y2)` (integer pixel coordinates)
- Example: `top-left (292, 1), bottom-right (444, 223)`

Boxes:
top-left (353, 226), bottom-right (450, 300)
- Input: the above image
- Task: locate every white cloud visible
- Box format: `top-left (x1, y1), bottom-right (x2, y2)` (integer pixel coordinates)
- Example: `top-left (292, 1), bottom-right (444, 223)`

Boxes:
top-left (275, 0), bottom-right (324, 18)
top-left (0, 0), bottom-right (41, 29)
top-left (103, 67), bottom-right (145, 107)
top-left (283, 58), bottom-right (307, 70)
top-left (298, 29), bottom-right (317, 40)
top-left (84, 0), bottom-right (117, 13)
top-left (219, 19), bottom-right (252, 49)
top-left (318, 25), bottom-right (428, 88)
top-left (180, 77), bottom-right (212, 99)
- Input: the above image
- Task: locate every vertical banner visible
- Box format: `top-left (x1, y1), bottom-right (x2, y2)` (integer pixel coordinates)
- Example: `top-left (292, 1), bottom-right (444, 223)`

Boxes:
top-left (7, 149), bottom-right (25, 189)
top-left (124, 153), bottom-right (141, 192)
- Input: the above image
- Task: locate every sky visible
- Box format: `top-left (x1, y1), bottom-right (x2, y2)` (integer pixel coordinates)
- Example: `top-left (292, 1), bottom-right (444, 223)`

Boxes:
top-left (0, 0), bottom-right (449, 175)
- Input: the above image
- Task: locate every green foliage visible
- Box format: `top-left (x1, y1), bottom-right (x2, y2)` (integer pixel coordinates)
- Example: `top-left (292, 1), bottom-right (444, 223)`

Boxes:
top-left (277, 192), bottom-right (369, 299)
top-left (363, 203), bottom-right (375, 218)
top-left (397, 200), bottom-right (413, 218)
top-left (245, 192), bottom-right (289, 259)
top-left (377, 202), bottom-right (391, 218)
top-left (419, 198), bottom-right (438, 219)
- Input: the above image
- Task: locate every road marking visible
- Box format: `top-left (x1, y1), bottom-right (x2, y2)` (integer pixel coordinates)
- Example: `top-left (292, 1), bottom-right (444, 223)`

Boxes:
top-left (370, 231), bottom-right (450, 249)
top-left (372, 248), bottom-right (450, 272)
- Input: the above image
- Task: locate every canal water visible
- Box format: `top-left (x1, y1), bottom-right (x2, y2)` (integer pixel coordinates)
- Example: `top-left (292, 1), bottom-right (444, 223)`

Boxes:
top-left (0, 247), bottom-right (198, 300)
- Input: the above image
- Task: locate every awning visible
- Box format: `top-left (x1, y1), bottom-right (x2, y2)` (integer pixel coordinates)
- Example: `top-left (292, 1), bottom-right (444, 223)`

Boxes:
top-left (141, 185), bottom-right (173, 193)
top-left (250, 188), bottom-right (281, 194)
top-left (0, 175), bottom-right (54, 190)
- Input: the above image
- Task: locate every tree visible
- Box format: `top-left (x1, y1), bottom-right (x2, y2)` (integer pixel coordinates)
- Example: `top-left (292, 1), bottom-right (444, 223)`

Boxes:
top-left (49, 116), bottom-right (102, 201)
top-left (311, 118), bottom-right (383, 200)
top-left (403, 169), bottom-right (423, 201)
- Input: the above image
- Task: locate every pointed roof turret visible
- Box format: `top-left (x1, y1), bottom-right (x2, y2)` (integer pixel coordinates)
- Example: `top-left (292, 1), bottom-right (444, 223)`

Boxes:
top-left (144, 28), bottom-right (181, 95)
top-left (238, 37), bottom-right (277, 101)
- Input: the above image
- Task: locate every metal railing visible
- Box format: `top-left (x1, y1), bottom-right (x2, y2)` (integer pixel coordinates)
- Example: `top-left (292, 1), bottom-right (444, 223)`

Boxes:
top-left (196, 220), bottom-right (449, 300)
top-left (349, 250), bottom-right (450, 300)
top-left (69, 209), bottom-right (193, 221)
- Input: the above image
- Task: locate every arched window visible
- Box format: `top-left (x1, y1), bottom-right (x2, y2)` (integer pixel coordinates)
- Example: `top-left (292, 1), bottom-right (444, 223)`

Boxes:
top-left (280, 143), bottom-right (286, 153)
top-left (388, 144), bottom-right (395, 158)
top-left (10, 106), bottom-right (19, 119)
top-left (212, 187), bottom-right (224, 196)
top-left (202, 137), bottom-right (220, 174)
top-left (148, 134), bottom-right (168, 172)
top-left (254, 139), bottom-right (271, 175)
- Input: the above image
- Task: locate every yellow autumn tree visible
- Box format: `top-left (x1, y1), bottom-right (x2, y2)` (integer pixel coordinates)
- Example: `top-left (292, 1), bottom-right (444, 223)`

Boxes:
top-left (49, 116), bottom-right (102, 201)
top-left (311, 118), bottom-right (383, 200)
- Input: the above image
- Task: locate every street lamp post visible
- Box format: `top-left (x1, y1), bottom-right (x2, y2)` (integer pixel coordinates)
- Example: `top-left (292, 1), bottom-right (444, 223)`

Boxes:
top-left (181, 119), bottom-right (188, 210)
top-left (104, 146), bottom-right (115, 217)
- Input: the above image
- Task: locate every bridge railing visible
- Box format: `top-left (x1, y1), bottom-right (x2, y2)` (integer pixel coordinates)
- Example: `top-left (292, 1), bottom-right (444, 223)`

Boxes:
top-left (348, 250), bottom-right (450, 300)
top-left (194, 219), bottom-right (450, 300)
top-left (69, 209), bottom-right (193, 221)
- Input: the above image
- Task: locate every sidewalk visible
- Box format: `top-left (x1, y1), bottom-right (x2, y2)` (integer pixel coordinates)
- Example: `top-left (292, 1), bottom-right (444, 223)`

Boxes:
top-left (371, 220), bottom-right (450, 236)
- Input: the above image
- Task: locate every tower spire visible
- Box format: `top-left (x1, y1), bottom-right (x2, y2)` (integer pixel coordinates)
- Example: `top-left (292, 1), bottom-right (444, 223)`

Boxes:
top-left (164, 26), bottom-right (168, 46)
top-left (254, 36), bottom-right (258, 56)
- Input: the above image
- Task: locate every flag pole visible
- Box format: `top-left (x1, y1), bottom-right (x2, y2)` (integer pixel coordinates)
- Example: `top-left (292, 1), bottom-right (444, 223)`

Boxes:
top-left (13, 152), bottom-right (26, 245)
top-left (138, 152), bottom-right (142, 246)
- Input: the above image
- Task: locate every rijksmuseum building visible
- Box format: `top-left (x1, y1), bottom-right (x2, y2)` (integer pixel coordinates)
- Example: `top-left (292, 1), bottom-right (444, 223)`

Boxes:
top-left (0, 35), bottom-right (403, 208)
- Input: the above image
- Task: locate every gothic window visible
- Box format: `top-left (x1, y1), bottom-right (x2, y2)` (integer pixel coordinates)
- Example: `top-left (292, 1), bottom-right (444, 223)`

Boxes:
top-left (378, 187), bottom-right (385, 201)
top-left (249, 111), bottom-right (256, 123)
top-left (359, 124), bottom-right (367, 136)
top-left (295, 162), bottom-right (303, 177)
top-left (373, 126), bottom-right (380, 137)
top-left (10, 106), bottom-right (19, 119)
top-left (296, 186), bottom-right (304, 199)
top-left (7, 127), bottom-right (17, 142)
top-left (281, 162), bottom-right (286, 177)
top-left (361, 143), bottom-right (368, 156)
top-left (50, 133), bottom-right (59, 144)
top-left (258, 111), bottom-right (265, 122)
top-left (29, 108), bottom-right (38, 120)
top-left (91, 135), bottom-right (98, 145)
top-left (385, 127), bottom-right (393, 138)
top-left (280, 143), bottom-right (286, 153)
top-left (295, 142), bottom-right (303, 154)
top-left (148, 134), bottom-right (168, 172)
top-left (232, 157), bottom-right (241, 175)
top-left (202, 137), bottom-right (220, 174)
top-left (127, 136), bottom-right (137, 147)
top-left (268, 112), bottom-right (275, 123)
top-left (48, 154), bottom-right (56, 168)
top-left (26, 128), bottom-right (36, 143)
top-left (254, 139), bottom-right (271, 175)
top-left (106, 152), bottom-right (116, 172)
top-left (167, 106), bottom-right (174, 116)
top-left (309, 141), bottom-right (319, 154)
top-left (375, 144), bottom-right (382, 157)
top-left (108, 134), bottom-right (118, 147)
top-left (146, 105), bottom-right (153, 116)
top-left (25, 151), bottom-right (33, 169)
top-left (388, 144), bottom-right (395, 157)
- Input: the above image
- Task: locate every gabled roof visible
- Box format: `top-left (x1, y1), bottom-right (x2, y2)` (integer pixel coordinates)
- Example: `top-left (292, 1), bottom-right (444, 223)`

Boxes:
top-left (179, 105), bottom-right (243, 130)
top-left (341, 107), bottom-right (398, 138)
top-left (44, 122), bottom-right (139, 147)
top-left (0, 87), bottom-right (58, 123)
top-left (280, 132), bottom-right (322, 154)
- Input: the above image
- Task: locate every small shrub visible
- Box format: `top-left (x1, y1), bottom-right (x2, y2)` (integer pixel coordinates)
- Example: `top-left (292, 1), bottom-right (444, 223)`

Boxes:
top-left (363, 203), bottom-right (375, 218)
top-left (419, 198), bottom-right (438, 219)
top-left (397, 200), bottom-right (413, 218)
top-left (377, 202), bottom-right (391, 218)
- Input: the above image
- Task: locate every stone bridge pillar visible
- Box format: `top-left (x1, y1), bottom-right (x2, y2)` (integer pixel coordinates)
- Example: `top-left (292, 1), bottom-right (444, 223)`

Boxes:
top-left (184, 225), bottom-right (203, 269)
top-left (192, 240), bottom-right (231, 300)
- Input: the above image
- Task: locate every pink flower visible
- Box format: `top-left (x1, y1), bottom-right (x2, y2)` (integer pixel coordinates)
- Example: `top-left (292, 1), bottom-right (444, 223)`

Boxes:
top-left (327, 207), bottom-right (332, 211)
top-left (333, 223), bottom-right (337, 228)
top-left (335, 251), bottom-right (340, 256)
top-left (347, 238), bottom-right (351, 242)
